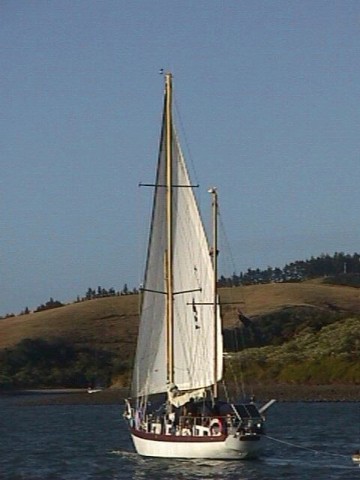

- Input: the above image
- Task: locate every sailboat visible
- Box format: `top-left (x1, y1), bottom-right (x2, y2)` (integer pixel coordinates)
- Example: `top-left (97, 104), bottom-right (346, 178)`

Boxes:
top-left (124, 73), bottom-right (273, 459)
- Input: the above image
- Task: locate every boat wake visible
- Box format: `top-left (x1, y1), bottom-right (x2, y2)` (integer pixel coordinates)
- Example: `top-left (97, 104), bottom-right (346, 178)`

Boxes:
top-left (109, 449), bottom-right (139, 458)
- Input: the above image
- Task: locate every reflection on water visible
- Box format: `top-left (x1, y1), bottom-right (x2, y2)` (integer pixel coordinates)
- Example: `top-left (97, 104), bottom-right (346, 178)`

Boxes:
top-left (109, 446), bottom-right (357, 480)
top-left (0, 398), bottom-right (359, 480)
top-left (111, 450), bottom-right (262, 480)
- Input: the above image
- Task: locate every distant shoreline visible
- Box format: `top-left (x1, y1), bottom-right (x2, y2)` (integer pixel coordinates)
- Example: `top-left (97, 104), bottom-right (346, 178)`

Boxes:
top-left (2, 384), bottom-right (360, 406)
top-left (1, 388), bottom-right (86, 395)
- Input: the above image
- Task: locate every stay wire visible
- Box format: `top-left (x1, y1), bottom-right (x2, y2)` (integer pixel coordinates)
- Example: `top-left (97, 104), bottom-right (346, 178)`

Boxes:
top-left (173, 94), bottom-right (200, 189)
top-left (264, 434), bottom-right (349, 459)
top-left (217, 207), bottom-right (251, 401)
top-left (218, 207), bottom-right (237, 278)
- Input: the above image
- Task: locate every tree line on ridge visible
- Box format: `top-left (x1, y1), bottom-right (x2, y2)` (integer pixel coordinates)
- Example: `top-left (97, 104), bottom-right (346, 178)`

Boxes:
top-left (2, 252), bottom-right (360, 320)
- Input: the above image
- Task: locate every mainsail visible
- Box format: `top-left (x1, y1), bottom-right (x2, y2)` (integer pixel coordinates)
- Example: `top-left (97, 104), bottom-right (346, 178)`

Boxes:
top-left (131, 83), bottom-right (223, 401)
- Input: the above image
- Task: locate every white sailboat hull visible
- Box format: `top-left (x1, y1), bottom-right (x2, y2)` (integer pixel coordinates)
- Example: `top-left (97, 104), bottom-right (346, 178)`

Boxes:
top-left (131, 430), bottom-right (262, 459)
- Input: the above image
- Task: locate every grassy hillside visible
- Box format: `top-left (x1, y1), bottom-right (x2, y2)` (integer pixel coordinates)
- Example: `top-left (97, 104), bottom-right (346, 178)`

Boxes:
top-left (1, 280), bottom-right (360, 388)
top-left (0, 295), bottom-right (139, 357)
top-left (2, 280), bottom-right (360, 350)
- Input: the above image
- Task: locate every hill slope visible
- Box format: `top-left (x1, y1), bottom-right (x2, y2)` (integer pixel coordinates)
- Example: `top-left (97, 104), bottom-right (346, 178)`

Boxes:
top-left (2, 281), bottom-right (360, 388)
top-left (1, 280), bottom-right (360, 354)
top-left (0, 295), bottom-right (139, 359)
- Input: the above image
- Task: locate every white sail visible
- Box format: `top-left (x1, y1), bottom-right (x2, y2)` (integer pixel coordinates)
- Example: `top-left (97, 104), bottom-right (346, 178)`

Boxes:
top-left (126, 74), bottom-right (267, 461)
top-left (132, 100), bottom-right (223, 399)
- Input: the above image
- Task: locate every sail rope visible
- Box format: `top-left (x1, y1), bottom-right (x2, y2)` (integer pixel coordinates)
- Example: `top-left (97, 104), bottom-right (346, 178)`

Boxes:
top-left (173, 95), bottom-right (200, 190)
top-left (218, 208), bottom-right (251, 402)
top-left (264, 434), bottom-right (350, 458)
top-left (128, 183), bottom-right (153, 400)
top-left (173, 93), bottom-right (210, 224)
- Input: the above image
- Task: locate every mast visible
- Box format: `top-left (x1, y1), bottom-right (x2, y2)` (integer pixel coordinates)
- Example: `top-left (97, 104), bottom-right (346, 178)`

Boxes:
top-left (209, 187), bottom-right (219, 398)
top-left (165, 72), bottom-right (174, 386)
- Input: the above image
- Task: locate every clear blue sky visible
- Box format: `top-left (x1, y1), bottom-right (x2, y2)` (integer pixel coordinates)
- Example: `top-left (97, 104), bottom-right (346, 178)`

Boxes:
top-left (1, 1), bottom-right (360, 315)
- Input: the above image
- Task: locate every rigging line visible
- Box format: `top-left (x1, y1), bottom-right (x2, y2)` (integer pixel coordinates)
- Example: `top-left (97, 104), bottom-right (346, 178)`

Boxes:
top-left (218, 207), bottom-right (237, 275)
top-left (173, 94), bottom-right (200, 190)
top-left (226, 353), bottom-right (247, 402)
top-left (264, 434), bottom-right (349, 458)
top-left (221, 379), bottom-right (230, 403)
top-left (218, 207), bottom-right (249, 400)
top-left (130, 185), bottom-right (151, 399)
top-left (236, 343), bottom-right (248, 401)
top-left (136, 182), bottom-right (152, 290)
top-left (135, 187), bottom-right (153, 329)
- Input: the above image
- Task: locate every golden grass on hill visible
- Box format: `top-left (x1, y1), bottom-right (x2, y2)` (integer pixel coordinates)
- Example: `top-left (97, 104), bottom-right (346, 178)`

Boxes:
top-left (0, 295), bottom-right (139, 356)
top-left (1, 281), bottom-right (360, 355)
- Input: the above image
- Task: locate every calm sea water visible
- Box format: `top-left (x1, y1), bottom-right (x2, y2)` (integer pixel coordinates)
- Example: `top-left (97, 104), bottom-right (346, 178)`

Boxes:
top-left (0, 396), bottom-right (359, 479)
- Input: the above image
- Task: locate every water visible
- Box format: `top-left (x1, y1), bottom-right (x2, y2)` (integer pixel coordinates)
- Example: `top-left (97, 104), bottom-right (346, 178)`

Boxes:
top-left (0, 396), bottom-right (359, 479)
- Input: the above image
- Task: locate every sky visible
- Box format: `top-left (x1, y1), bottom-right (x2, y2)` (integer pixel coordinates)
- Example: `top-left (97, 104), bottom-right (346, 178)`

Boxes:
top-left (1, 1), bottom-right (360, 315)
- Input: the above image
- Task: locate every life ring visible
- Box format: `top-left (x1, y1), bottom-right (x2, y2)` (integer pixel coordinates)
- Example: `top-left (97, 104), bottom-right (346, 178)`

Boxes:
top-left (209, 418), bottom-right (222, 436)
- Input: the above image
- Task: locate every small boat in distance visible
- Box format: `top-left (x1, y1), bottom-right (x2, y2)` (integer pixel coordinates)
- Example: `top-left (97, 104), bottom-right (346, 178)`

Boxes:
top-left (352, 450), bottom-right (360, 465)
top-left (124, 72), bottom-right (274, 459)
top-left (87, 382), bottom-right (104, 394)
top-left (87, 387), bottom-right (103, 394)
